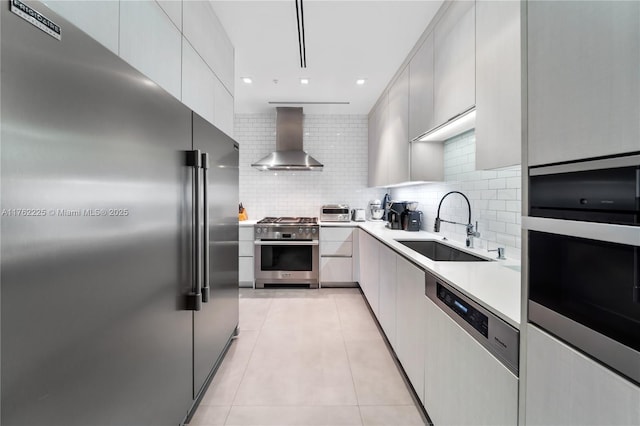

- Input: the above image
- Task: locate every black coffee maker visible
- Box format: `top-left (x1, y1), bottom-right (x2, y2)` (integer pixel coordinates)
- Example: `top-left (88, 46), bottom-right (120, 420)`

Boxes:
top-left (402, 210), bottom-right (423, 231)
top-left (386, 201), bottom-right (406, 229)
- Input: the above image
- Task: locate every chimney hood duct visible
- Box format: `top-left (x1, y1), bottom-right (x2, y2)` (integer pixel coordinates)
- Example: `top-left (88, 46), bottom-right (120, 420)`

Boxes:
top-left (251, 107), bottom-right (323, 171)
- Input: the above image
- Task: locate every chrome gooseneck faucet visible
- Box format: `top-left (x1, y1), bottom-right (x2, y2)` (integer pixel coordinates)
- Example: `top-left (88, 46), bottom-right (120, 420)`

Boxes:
top-left (433, 191), bottom-right (480, 248)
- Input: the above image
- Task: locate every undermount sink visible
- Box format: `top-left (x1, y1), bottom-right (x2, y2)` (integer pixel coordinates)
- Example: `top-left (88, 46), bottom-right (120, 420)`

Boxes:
top-left (396, 240), bottom-right (490, 262)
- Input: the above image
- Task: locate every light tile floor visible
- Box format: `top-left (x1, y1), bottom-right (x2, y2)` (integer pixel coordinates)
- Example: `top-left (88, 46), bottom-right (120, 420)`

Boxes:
top-left (188, 288), bottom-right (426, 426)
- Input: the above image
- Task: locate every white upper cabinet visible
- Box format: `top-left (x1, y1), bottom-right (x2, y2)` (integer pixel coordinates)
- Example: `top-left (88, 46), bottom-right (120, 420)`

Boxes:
top-left (182, 38), bottom-right (216, 125)
top-left (475, 0), bottom-right (521, 170)
top-left (119, 1), bottom-right (182, 100)
top-left (433, 0), bottom-right (475, 125)
top-left (527, 1), bottom-right (640, 166)
top-left (213, 78), bottom-right (235, 137)
top-left (369, 93), bottom-right (389, 187)
top-left (409, 33), bottom-right (435, 140)
top-left (387, 66), bottom-right (411, 185)
top-left (183, 1), bottom-right (235, 95)
top-left (44, 0), bottom-right (119, 54)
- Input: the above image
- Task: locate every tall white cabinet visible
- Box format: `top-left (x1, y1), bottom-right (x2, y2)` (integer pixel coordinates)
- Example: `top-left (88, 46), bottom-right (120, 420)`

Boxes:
top-left (525, 325), bottom-right (640, 425)
top-left (527, 1), bottom-right (640, 166)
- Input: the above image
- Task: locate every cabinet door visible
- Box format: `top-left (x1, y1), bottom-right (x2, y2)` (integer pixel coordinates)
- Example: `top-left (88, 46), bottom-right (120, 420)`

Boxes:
top-left (424, 298), bottom-right (518, 425)
top-left (528, 1), bottom-right (640, 166)
top-left (358, 232), bottom-right (380, 315)
top-left (378, 245), bottom-right (397, 347)
top-left (119, 1), bottom-right (182, 100)
top-left (434, 0), bottom-right (476, 125)
top-left (320, 241), bottom-right (353, 257)
top-left (239, 257), bottom-right (254, 286)
top-left (525, 324), bottom-right (640, 425)
top-left (476, 0), bottom-right (521, 170)
top-left (321, 257), bottom-right (353, 283)
top-left (183, 1), bottom-right (235, 95)
top-left (368, 107), bottom-right (378, 187)
top-left (182, 38), bottom-right (216, 124)
top-left (371, 93), bottom-right (389, 187)
top-left (387, 66), bottom-right (410, 185)
top-left (45, 1), bottom-right (119, 54)
top-left (321, 227), bottom-right (354, 242)
top-left (213, 78), bottom-right (234, 137)
top-left (409, 33), bottom-right (435, 140)
top-left (395, 256), bottom-right (426, 402)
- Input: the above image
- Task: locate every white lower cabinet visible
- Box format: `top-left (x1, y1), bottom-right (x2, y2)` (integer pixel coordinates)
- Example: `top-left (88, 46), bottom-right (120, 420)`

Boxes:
top-left (424, 296), bottom-right (518, 426)
top-left (525, 324), bottom-right (640, 425)
top-left (238, 227), bottom-right (254, 287)
top-left (320, 257), bottom-right (352, 283)
top-left (358, 230), bottom-right (380, 316)
top-left (377, 245), bottom-right (397, 347)
top-left (395, 256), bottom-right (427, 403)
top-left (320, 226), bottom-right (356, 286)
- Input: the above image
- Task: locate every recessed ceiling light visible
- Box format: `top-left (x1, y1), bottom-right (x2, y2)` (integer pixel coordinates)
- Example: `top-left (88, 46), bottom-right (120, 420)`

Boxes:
top-left (242, 77), bottom-right (253, 84)
top-left (300, 78), bottom-right (309, 85)
top-left (356, 79), bottom-right (366, 85)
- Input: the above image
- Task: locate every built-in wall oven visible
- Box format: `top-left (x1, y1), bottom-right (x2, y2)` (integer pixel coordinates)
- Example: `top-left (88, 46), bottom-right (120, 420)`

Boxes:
top-left (254, 217), bottom-right (319, 288)
top-left (527, 154), bottom-right (640, 384)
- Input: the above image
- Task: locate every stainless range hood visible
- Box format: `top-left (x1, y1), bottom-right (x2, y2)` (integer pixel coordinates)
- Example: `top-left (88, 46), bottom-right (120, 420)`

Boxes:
top-left (251, 107), bottom-right (323, 171)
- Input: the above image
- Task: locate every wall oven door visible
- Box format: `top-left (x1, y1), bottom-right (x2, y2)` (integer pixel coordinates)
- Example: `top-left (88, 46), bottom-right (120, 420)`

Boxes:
top-left (527, 155), bottom-right (640, 385)
top-left (254, 240), bottom-right (319, 288)
top-left (528, 230), bottom-right (640, 384)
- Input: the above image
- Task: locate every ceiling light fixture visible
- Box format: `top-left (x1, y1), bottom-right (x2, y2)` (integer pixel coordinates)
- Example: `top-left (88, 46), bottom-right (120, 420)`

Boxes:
top-left (356, 79), bottom-right (366, 85)
top-left (242, 77), bottom-right (253, 84)
top-left (300, 78), bottom-right (309, 85)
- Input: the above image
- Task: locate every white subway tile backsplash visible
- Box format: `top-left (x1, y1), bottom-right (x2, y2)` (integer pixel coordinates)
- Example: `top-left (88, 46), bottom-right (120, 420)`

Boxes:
top-left (488, 178), bottom-right (507, 189)
top-left (392, 131), bottom-right (522, 260)
top-left (236, 113), bottom-right (384, 219)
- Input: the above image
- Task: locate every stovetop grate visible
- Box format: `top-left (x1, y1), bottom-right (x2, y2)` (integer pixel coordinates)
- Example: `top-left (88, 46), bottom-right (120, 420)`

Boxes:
top-left (257, 217), bottom-right (318, 225)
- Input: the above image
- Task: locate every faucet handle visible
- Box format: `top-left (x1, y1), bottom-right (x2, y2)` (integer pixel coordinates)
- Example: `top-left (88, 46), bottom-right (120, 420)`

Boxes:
top-left (466, 221), bottom-right (480, 237)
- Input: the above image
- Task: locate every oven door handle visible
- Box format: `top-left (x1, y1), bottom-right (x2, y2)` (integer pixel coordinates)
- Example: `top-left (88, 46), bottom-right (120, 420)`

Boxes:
top-left (254, 240), bottom-right (319, 246)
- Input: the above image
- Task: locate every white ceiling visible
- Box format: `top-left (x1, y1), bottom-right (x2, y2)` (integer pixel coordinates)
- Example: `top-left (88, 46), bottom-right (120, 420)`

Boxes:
top-left (210, 1), bottom-right (444, 115)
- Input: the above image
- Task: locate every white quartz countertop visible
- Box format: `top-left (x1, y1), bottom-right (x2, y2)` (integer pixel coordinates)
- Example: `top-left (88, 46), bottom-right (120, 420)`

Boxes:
top-left (357, 221), bottom-right (521, 329)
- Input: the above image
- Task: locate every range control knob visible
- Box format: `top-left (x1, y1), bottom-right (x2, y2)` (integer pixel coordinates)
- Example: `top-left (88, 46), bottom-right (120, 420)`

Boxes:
top-left (256, 228), bottom-right (262, 234)
top-left (299, 227), bottom-right (303, 234)
top-left (311, 228), bottom-right (317, 234)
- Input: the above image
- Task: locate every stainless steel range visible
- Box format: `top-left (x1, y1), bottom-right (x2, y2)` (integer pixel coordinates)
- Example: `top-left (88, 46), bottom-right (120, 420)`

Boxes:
top-left (254, 217), bottom-right (319, 288)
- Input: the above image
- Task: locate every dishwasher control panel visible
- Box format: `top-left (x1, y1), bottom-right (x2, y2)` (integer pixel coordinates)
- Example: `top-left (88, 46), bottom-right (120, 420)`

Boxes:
top-left (437, 283), bottom-right (489, 338)
top-left (426, 272), bottom-right (519, 375)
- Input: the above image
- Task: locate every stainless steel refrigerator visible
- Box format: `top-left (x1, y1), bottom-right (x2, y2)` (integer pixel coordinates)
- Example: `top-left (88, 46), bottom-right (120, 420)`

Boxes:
top-left (0, 1), bottom-right (239, 424)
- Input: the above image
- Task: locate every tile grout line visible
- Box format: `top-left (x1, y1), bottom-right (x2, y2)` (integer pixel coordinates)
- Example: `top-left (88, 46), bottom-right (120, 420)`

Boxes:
top-left (333, 293), bottom-right (366, 426)
top-left (221, 296), bottom-right (273, 425)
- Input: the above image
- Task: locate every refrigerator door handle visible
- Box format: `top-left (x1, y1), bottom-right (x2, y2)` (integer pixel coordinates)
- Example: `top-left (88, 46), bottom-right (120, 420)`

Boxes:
top-left (186, 149), bottom-right (202, 311)
top-left (201, 152), bottom-right (210, 303)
